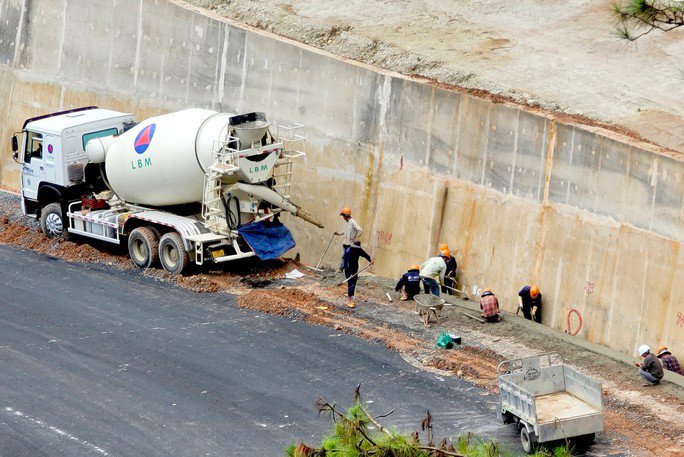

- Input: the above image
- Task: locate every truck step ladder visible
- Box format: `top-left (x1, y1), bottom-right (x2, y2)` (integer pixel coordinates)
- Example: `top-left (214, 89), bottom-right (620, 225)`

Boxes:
top-left (202, 138), bottom-right (239, 235)
top-left (273, 123), bottom-right (306, 200)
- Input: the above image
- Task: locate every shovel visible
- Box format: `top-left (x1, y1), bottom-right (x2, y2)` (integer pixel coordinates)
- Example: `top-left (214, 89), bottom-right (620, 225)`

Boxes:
top-left (337, 263), bottom-right (372, 286)
top-left (314, 232), bottom-right (336, 270)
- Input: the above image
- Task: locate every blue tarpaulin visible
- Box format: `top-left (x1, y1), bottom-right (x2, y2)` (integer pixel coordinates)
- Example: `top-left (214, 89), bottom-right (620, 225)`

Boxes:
top-left (237, 221), bottom-right (296, 260)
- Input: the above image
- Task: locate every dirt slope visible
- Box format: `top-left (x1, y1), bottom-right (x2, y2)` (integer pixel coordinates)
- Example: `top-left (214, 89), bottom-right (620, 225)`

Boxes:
top-left (185, 0), bottom-right (684, 153)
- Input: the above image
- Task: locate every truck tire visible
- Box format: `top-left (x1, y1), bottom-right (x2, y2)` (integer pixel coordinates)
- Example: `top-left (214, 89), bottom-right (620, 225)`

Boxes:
top-left (128, 227), bottom-right (159, 269)
top-left (519, 425), bottom-right (536, 454)
top-left (40, 203), bottom-right (67, 239)
top-left (159, 232), bottom-right (189, 275)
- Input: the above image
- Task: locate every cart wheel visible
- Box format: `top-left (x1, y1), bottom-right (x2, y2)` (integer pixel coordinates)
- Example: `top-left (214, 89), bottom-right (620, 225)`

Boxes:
top-left (520, 426), bottom-right (536, 454)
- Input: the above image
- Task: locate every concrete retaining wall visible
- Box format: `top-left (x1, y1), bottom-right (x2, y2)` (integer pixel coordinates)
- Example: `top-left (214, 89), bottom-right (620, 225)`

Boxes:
top-left (1, 0), bottom-right (682, 359)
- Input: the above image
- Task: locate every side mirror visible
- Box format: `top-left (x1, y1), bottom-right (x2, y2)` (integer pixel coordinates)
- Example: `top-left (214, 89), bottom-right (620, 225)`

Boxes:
top-left (11, 135), bottom-right (18, 153)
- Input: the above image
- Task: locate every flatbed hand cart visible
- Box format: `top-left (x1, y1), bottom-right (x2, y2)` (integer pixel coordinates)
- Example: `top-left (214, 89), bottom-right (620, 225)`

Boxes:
top-left (497, 354), bottom-right (603, 453)
top-left (413, 294), bottom-right (445, 327)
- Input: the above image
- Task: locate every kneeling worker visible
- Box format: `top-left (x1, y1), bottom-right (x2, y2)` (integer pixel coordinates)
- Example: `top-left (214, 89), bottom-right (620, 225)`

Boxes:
top-left (419, 249), bottom-right (449, 296)
top-left (480, 288), bottom-right (501, 323)
top-left (518, 285), bottom-right (542, 323)
top-left (395, 265), bottom-right (422, 301)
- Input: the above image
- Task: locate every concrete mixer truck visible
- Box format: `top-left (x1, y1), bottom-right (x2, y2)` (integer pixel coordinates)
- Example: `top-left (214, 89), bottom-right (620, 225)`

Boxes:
top-left (11, 106), bottom-right (323, 274)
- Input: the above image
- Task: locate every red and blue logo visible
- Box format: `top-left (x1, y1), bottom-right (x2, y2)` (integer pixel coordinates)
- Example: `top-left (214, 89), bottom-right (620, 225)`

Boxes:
top-left (134, 124), bottom-right (156, 154)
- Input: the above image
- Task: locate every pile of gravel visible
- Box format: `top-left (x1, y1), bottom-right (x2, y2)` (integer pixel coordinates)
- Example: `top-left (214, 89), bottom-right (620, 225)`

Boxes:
top-left (0, 190), bottom-right (39, 229)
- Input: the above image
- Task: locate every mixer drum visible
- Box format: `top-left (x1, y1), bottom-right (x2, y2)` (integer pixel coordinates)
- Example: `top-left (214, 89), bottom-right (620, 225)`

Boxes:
top-left (104, 109), bottom-right (232, 206)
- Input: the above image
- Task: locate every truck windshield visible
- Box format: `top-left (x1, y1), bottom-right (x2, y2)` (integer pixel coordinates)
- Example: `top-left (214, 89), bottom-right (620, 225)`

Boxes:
top-left (25, 132), bottom-right (43, 162)
top-left (82, 128), bottom-right (118, 150)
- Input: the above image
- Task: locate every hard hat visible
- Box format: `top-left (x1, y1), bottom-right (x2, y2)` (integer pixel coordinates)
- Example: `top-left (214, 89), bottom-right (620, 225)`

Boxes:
top-left (410, 264), bottom-right (420, 271)
top-left (440, 248), bottom-right (451, 258)
top-left (481, 288), bottom-right (492, 297)
top-left (439, 243), bottom-right (449, 251)
top-left (657, 345), bottom-right (669, 356)
top-left (340, 207), bottom-right (352, 216)
top-left (638, 344), bottom-right (650, 356)
top-left (530, 285), bottom-right (540, 298)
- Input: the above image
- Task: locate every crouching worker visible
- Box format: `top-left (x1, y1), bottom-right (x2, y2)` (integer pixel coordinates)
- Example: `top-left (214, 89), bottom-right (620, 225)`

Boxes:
top-left (518, 285), bottom-right (542, 323)
top-left (395, 265), bottom-right (422, 301)
top-left (656, 345), bottom-right (683, 376)
top-left (480, 288), bottom-right (501, 323)
top-left (342, 241), bottom-right (373, 309)
top-left (633, 344), bottom-right (664, 386)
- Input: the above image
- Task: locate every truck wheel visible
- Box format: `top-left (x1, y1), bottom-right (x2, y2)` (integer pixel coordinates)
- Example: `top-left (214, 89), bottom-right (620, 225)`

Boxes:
top-left (40, 203), bottom-right (67, 239)
top-left (519, 426), bottom-right (536, 454)
top-left (159, 232), bottom-right (189, 275)
top-left (128, 227), bottom-right (159, 269)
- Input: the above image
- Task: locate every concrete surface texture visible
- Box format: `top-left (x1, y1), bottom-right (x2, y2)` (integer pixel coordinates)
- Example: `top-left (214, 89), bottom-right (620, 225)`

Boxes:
top-left (0, 0), bottom-right (681, 359)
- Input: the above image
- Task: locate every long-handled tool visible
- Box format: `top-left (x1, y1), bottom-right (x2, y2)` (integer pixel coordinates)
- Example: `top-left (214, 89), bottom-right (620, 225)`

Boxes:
top-left (441, 283), bottom-right (466, 295)
top-left (336, 263), bottom-right (372, 286)
top-left (315, 233), bottom-right (336, 270)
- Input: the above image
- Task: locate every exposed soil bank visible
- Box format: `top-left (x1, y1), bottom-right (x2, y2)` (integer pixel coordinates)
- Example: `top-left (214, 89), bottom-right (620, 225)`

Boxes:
top-left (187, 0), bottom-right (684, 154)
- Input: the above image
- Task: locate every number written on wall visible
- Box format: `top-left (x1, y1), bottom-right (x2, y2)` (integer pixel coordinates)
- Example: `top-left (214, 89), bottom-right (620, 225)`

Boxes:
top-left (676, 312), bottom-right (684, 328)
top-left (377, 230), bottom-right (392, 245)
top-left (584, 281), bottom-right (595, 295)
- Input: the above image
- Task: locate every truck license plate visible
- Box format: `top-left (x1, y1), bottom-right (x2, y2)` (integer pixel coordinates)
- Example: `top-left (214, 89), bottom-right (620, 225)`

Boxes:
top-left (211, 249), bottom-right (225, 259)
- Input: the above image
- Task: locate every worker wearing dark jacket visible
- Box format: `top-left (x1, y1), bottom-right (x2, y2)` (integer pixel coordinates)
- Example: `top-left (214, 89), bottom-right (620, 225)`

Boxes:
top-left (439, 243), bottom-right (457, 295)
top-left (634, 344), bottom-right (664, 386)
top-left (342, 242), bottom-right (372, 309)
top-left (395, 265), bottom-right (421, 300)
top-left (518, 285), bottom-right (542, 323)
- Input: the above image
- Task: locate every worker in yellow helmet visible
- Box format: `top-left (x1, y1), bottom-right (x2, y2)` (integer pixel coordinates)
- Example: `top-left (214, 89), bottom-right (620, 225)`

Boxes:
top-left (333, 207), bottom-right (362, 272)
top-left (518, 285), bottom-right (542, 323)
top-left (395, 264), bottom-right (422, 300)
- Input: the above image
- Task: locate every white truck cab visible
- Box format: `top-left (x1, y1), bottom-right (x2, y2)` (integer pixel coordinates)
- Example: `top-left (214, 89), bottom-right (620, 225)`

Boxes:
top-left (12, 107), bottom-right (134, 233)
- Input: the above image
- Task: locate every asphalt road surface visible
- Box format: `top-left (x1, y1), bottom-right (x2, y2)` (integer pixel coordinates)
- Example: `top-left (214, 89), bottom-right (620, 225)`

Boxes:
top-left (0, 244), bottom-right (516, 456)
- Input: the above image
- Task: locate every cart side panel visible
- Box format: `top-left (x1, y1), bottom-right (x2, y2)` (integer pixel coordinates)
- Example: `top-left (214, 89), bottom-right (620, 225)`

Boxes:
top-left (538, 413), bottom-right (604, 442)
top-left (498, 376), bottom-right (537, 431)
top-left (563, 366), bottom-right (603, 410)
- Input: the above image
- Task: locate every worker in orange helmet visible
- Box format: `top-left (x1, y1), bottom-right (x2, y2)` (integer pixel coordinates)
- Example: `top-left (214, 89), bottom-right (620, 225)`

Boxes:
top-left (333, 207), bottom-right (362, 272)
top-left (439, 243), bottom-right (457, 295)
top-left (518, 285), bottom-right (542, 323)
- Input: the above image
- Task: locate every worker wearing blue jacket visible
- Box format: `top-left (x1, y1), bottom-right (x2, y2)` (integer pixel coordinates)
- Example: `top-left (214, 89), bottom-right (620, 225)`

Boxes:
top-left (395, 265), bottom-right (422, 300)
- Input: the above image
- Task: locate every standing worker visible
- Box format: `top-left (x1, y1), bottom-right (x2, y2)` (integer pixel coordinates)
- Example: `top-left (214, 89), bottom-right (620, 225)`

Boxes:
top-left (419, 249), bottom-right (449, 296)
top-left (439, 243), bottom-right (457, 295)
top-left (395, 265), bottom-right (422, 301)
top-left (334, 207), bottom-right (362, 272)
top-left (342, 241), bottom-right (373, 308)
top-left (480, 289), bottom-right (501, 323)
top-left (633, 344), bottom-right (664, 386)
top-left (518, 285), bottom-right (542, 323)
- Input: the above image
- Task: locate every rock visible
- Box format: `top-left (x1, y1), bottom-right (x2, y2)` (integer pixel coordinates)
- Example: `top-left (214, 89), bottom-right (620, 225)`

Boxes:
top-left (457, 370), bottom-right (463, 377)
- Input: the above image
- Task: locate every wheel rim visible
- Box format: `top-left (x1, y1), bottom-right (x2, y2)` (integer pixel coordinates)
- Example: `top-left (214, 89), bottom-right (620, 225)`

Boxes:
top-left (520, 428), bottom-right (531, 452)
top-left (132, 238), bottom-right (148, 262)
top-left (45, 213), bottom-right (63, 236)
top-left (163, 243), bottom-right (179, 269)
